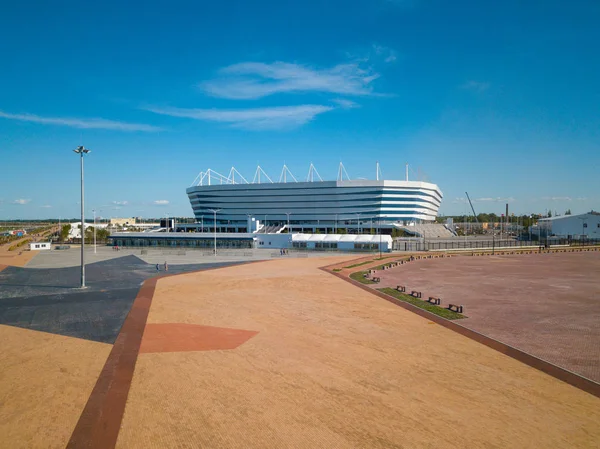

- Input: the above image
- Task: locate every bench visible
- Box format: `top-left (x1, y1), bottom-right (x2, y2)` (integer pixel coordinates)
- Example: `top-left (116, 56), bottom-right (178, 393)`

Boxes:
top-left (427, 296), bottom-right (441, 305)
top-left (448, 304), bottom-right (463, 313)
top-left (396, 285), bottom-right (406, 292)
top-left (410, 290), bottom-right (422, 298)
top-left (372, 277), bottom-right (381, 283)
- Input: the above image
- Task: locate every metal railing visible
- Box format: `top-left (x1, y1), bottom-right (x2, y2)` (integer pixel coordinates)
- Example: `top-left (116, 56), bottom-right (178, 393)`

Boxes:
top-left (393, 238), bottom-right (600, 252)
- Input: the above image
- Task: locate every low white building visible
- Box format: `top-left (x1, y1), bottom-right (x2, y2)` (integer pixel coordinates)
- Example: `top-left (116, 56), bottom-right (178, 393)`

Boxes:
top-left (538, 211), bottom-right (600, 239)
top-left (30, 242), bottom-right (51, 251)
top-left (256, 233), bottom-right (393, 252)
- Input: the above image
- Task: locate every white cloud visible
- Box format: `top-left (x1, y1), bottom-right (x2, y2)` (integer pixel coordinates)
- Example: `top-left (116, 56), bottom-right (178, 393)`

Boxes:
top-left (575, 197), bottom-right (588, 201)
top-left (12, 199), bottom-right (31, 205)
top-left (0, 110), bottom-right (161, 132)
top-left (200, 62), bottom-right (380, 99)
top-left (112, 200), bottom-right (129, 205)
top-left (372, 44), bottom-right (397, 63)
top-left (453, 196), bottom-right (515, 204)
top-left (332, 98), bottom-right (359, 109)
top-left (474, 197), bottom-right (516, 203)
top-left (40, 205), bottom-right (52, 208)
top-left (542, 196), bottom-right (572, 201)
top-left (461, 81), bottom-right (490, 93)
top-left (153, 200), bottom-right (169, 205)
top-left (144, 104), bottom-right (334, 130)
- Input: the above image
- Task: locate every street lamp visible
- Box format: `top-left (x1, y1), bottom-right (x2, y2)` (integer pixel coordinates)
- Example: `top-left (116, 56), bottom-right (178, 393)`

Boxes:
top-left (73, 145), bottom-right (90, 288)
top-left (92, 209), bottom-right (96, 254)
top-left (285, 212), bottom-right (291, 234)
top-left (208, 208), bottom-right (221, 256)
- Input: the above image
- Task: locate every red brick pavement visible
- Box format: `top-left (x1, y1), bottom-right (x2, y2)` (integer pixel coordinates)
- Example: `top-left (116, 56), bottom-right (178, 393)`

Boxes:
top-left (374, 252), bottom-right (600, 383)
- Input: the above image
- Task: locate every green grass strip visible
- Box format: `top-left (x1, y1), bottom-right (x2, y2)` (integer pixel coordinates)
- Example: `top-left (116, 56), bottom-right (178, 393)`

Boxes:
top-left (332, 268), bottom-right (342, 272)
top-left (349, 270), bottom-right (376, 284)
top-left (378, 288), bottom-right (465, 320)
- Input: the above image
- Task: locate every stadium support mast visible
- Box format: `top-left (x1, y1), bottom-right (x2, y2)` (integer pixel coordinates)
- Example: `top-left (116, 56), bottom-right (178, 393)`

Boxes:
top-left (406, 163), bottom-right (409, 182)
top-left (337, 162), bottom-right (350, 181)
top-left (376, 161), bottom-right (380, 181)
top-left (465, 192), bottom-right (479, 223)
top-left (252, 165), bottom-right (273, 184)
top-left (306, 163), bottom-right (323, 182)
top-left (279, 164), bottom-right (298, 183)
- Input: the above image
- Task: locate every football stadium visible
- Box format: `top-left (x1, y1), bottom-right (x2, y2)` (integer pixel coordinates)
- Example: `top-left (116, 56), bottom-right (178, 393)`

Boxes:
top-left (185, 164), bottom-right (443, 234)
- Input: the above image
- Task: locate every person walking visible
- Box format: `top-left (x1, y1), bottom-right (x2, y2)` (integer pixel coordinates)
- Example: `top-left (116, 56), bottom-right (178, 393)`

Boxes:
top-left (164, 261), bottom-right (168, 272)
top-left (156, 263), bottom-right (160, 272)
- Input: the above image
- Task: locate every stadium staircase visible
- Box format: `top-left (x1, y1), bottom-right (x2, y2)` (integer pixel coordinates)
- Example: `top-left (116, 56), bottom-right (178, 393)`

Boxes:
top-left (256, 224), bottom-right (285, 233)
top-left (394, 223), bottom-right (456, 238)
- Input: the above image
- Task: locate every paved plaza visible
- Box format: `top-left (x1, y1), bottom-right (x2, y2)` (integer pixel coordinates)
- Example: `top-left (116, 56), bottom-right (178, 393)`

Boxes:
top-left (372, 251), bottom-right (600, 382)
top-left (0, 249), bottom-right (599, 448)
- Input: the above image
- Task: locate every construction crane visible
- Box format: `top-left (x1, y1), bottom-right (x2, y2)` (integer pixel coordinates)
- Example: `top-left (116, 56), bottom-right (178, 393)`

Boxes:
top-left (465, 192), bottom-right (479, 223)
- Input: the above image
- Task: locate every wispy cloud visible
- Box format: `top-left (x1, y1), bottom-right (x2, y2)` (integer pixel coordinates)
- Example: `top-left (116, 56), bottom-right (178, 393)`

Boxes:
top-left (200, 62), bottom-right (380, 100)
top-left (371, 44), bottom-right (397, 63)
top-left (332, 98), bottom-right (360, 109)
top-left (144, 105), bottom-right (334, 130)
top-left (461, 81), bottom-right (490, 93)
top-left (542, 196), bottom-right (572, 201)
top-left (453, 196), bottom-right (515, 204)
top-left (153, 200), bottom-right (169, 205)
top-left (112, 200), bottom-right (129, 206)
top-left (40, 205), bottom-right (52, 208)
top-left (475, 197), bottom-right (516, 203)
top-left (0, 110), bottom-right (161, 132)
top-left (12, 198), bottom-right (31, 205)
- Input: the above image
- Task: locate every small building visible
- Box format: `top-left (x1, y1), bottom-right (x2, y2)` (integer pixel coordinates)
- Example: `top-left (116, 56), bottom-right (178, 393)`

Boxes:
top-left (30, 242), bottom-right (51, 251)
top-left (538, 211), bottom-right (600, 240)
top-left (289, 234), bottom-right (393, 252)
top-left (108, 231), bottom-right (392, 252)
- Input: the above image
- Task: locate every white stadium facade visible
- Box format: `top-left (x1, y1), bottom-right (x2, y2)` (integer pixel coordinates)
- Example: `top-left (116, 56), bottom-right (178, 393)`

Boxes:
top-left (183, 164), bottom-right (443, 234)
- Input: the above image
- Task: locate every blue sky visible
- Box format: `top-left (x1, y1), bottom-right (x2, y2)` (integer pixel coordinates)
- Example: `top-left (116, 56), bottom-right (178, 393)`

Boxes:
top-left (1, 0), bottom-right (598, 219)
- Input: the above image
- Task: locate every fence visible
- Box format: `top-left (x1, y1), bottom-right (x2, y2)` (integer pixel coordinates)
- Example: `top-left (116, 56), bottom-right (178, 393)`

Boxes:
top-left (393, 238), bottom-right (600, 252)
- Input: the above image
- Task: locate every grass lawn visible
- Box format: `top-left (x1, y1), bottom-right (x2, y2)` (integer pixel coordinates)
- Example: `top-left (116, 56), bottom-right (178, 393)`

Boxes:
top-left (349, 270), bottom-right (376, 284)
top-left (378, 288), bottom-right (465, 320)
top-left (333, 268), bottom-right (342, 272)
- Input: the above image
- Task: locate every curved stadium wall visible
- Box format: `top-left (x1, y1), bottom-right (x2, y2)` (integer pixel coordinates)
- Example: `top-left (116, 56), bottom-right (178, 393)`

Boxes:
top-left (186, 180), bottom-right (442, 231)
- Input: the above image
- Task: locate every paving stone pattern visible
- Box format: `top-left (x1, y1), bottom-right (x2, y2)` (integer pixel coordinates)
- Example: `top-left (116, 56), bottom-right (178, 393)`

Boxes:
top-left (0, 255), bottom-right (237, 343)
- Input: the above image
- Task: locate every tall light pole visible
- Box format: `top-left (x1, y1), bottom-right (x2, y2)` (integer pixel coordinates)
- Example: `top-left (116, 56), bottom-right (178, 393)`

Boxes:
top-left (529, 215), bottom-right (532, 243)
top-left (334, 213), bottom-right (338, 234)
top-left (285, 212), bottom-right (291, 234)
top-left (208, 208), bottom-right (221, 256)
top-left (92, 209), bottom-right (96, 254)
top-left (356, 212), bottom-right (361, 234)
top-left (73, 146), bottom-right (90, 288)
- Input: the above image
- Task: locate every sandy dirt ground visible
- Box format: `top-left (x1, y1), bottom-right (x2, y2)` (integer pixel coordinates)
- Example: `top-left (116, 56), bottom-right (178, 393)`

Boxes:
top-left (0, 325), bottom-right (111, 449)
top-left (0, 227), bottom-right (58, 267)
top-left (374, 252), bottom-right (600, 382)
top-left (116, 256), bottom-right (600, 449)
